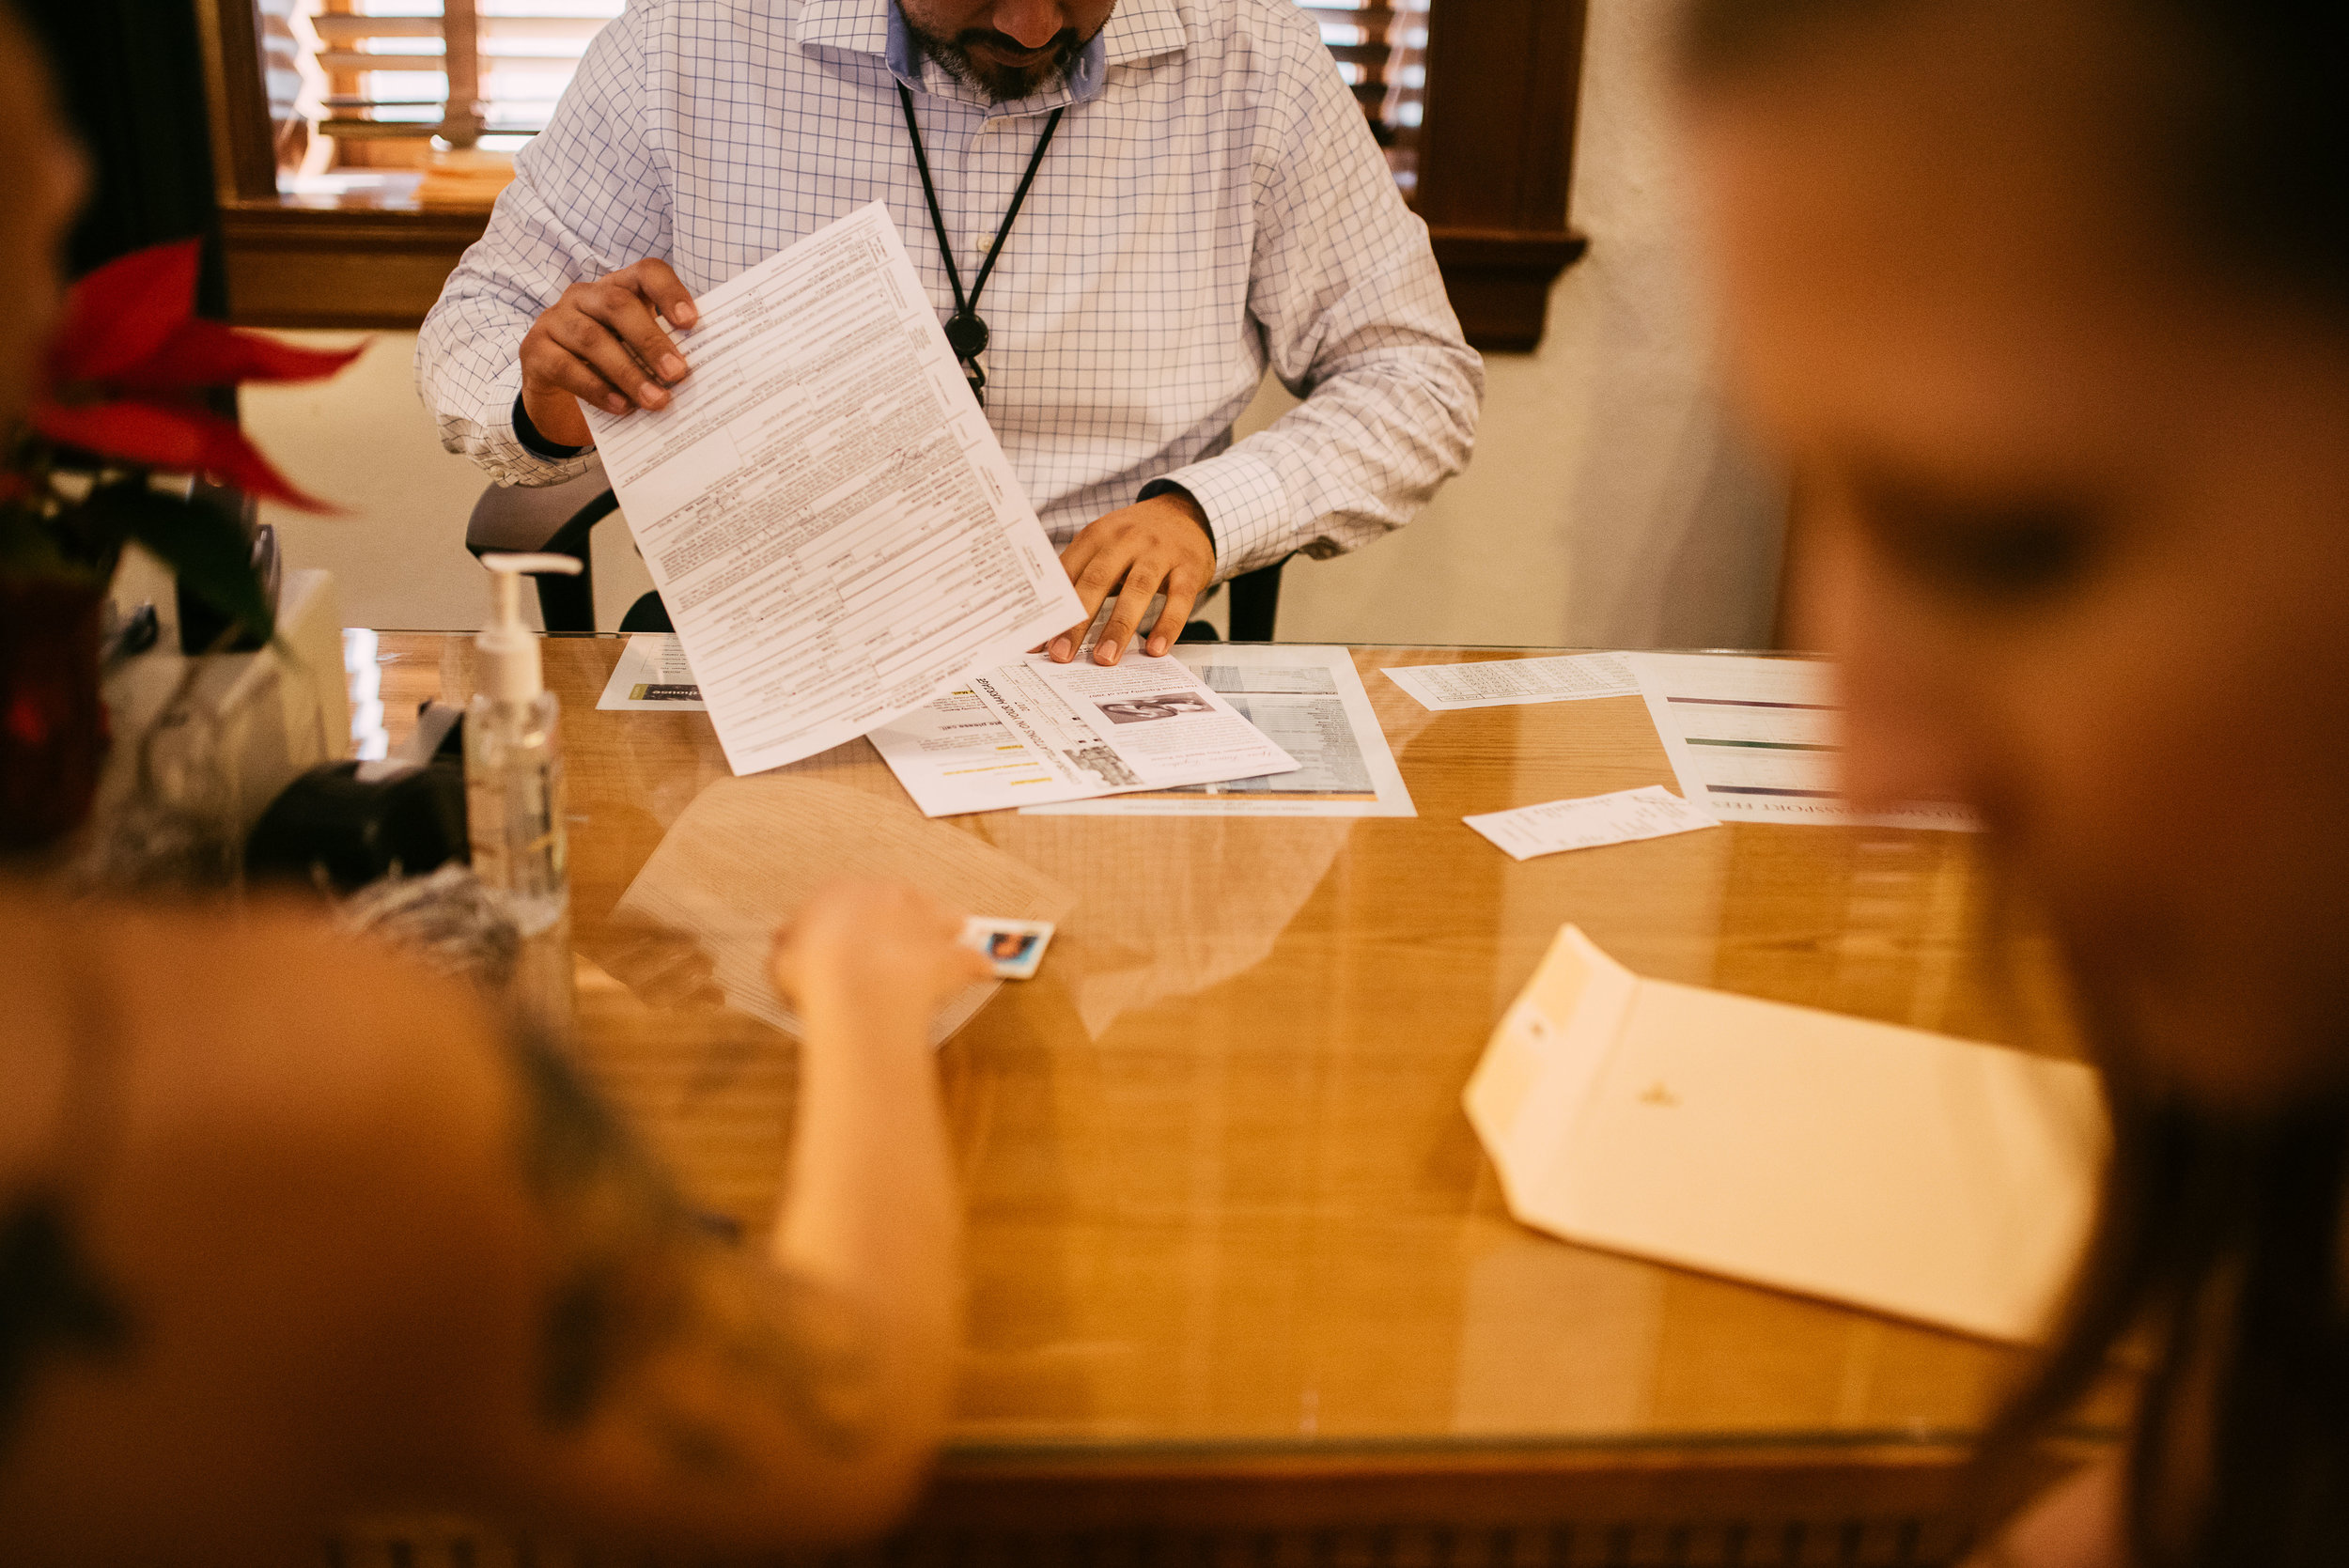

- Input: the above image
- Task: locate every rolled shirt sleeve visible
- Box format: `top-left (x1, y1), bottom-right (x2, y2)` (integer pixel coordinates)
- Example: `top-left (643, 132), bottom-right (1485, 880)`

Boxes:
top-left (1148, 15), bottom-right (1485, 582)
top-left (414, 7), bottom-right (670, 488)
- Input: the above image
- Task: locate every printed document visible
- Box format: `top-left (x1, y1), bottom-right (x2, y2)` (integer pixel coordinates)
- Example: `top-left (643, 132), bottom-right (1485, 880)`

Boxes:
top-left (584, 202), bottom-right (1083, 774)
top-left (1626, 653), bottom-right (1975, 830)
top-left (596, 634), bottom-right (707, 711)
top-left (1464, 784), bottom-right (1718, 862)
top-left (1465, 924), bottom-right (2105, 1342)
top-left (1023, 644), bottom-right (1416, 817)
top-left (1385, 652), bottom-right (1637, 711)
top-left (867, 650), bottom-right (1297, 815)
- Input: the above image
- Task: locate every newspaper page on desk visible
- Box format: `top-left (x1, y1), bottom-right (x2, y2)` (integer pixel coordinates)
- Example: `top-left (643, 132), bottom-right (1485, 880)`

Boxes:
top-left (584, 202), bottom-right (1084, 775)
top-left (1627, 653), bottom-right (1977, 831)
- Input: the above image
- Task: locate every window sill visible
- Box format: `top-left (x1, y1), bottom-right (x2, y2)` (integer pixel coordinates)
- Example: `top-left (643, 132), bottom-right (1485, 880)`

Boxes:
top-left (220, 194), bottom-right (493, 331)
top-left (222, 197), bottom-right (1588, 350)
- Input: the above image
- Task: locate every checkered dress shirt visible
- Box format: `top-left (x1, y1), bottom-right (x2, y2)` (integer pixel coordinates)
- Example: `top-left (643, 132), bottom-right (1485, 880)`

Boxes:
top-left (416, 0), bottom-right (1483, 582)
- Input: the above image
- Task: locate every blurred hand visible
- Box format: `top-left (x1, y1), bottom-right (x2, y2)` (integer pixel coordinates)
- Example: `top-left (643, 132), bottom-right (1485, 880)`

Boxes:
top-left (592, 918), bottom-right (726, 1012)
top-left (1041, 490), bottom-right (1215, 666)
top-left (770, 882), bottom-right (991, 1027)
top-left (518, 258), bottom-right (698, 449)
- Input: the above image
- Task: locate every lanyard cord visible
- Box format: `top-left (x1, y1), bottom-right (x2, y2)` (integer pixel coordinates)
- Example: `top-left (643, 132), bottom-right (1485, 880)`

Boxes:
top-left (897, 81), bottom-right (1066, 402)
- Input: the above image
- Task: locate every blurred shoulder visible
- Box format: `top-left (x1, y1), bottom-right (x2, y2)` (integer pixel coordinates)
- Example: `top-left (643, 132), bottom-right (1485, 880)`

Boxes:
top-left (0, 882), bottom-right (509, 1181)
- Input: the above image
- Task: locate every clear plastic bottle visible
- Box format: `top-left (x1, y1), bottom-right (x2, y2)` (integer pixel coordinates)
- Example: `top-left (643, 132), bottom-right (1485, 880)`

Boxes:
top-left (465, 553), bottom-right (582, 1036)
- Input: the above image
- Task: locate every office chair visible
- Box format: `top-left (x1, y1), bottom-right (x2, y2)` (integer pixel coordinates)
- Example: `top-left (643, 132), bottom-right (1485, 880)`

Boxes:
top-left (465, 463), bottom-right (1288, 640)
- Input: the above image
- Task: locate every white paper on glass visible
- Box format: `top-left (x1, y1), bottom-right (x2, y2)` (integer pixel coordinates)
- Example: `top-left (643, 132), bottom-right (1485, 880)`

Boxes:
top-left (1384, 652), bottom-right (1638, 711)
top-left (1464, 784), bottom-right (1718, 862)
top-left (1626, 652), bottom-right (1976, 830)
top-left (584, 202), bottom-right (1084, 775)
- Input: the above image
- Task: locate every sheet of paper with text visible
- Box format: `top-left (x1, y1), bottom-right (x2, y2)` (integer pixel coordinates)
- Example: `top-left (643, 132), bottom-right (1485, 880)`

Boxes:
top-left (585, 202), bottom-right (1085, 774)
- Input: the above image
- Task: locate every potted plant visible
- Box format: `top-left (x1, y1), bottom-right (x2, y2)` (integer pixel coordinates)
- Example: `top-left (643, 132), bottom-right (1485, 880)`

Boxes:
top-left (0, 240), bottom-right (358, 856)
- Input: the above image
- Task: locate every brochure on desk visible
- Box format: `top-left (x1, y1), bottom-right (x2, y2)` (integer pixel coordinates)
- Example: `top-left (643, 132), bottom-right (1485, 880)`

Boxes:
top-left (1465, 924), bottom-right (2106, 1343)
top-left (869, 644), bottom-right (1417, 818)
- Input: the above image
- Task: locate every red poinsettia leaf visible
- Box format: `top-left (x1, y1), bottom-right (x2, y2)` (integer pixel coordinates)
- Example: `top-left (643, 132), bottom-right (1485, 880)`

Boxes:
top-left (48, 241), bottom-right (201, 386)
top-left (30, 396), bottom-right (339, 513)
top-left (111, 318), bottom-right (368, 393)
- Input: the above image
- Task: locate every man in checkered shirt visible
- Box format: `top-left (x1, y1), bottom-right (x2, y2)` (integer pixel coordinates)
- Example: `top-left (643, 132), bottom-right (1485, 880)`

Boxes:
top-left (419, 0), bottom-right (1483, 666)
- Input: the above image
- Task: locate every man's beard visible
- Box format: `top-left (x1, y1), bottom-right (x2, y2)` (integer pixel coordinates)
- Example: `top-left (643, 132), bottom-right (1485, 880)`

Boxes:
top-left (910, 18), bottom-right (1095, 101)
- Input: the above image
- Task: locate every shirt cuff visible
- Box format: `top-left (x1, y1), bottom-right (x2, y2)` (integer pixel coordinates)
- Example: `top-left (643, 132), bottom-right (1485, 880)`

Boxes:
top-left (512, 391), bottom-right (587, 460)
top-left (1141, 452), bottom-right (1293, 582)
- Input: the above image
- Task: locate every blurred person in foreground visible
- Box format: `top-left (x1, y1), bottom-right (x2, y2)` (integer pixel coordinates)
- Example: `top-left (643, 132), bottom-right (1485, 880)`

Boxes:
top-left (0, 18), bottom-right (986, 1561)
top-left (1676, 1), bottom-right (2349, 1563)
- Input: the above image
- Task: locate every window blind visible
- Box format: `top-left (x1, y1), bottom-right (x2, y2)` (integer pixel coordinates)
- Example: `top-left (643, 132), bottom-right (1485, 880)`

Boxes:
top-left (291, 0), bottom-right (1420, 173)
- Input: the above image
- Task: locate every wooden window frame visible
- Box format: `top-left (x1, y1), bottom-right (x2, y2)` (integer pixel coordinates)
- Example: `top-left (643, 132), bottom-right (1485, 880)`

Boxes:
top-left (197, 0), bottom-right (1586, 349)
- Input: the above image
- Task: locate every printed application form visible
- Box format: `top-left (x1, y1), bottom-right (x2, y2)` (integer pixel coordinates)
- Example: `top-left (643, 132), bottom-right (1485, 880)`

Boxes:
top-left (584, 203), bottom-right (1084, 774)
top-left (1626, 653), bottom-right (1976, 831)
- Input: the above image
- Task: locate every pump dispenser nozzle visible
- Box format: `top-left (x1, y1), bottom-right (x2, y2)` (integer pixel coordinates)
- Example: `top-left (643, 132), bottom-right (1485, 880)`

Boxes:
top-left (476, 552), bottom-right (583, 705)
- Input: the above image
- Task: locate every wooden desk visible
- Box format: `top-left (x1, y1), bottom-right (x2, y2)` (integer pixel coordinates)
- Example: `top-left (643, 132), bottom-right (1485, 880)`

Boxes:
top-left (359, 634), bottom-right (2117, 1568)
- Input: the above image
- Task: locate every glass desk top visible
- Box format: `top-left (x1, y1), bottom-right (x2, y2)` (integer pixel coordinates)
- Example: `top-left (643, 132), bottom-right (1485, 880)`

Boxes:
top-left (372, 633), bottom-right (2116, 1465)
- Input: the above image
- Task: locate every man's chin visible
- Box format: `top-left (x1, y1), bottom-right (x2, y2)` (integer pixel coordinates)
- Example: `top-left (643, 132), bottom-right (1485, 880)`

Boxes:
top-left (972, 62), bottom-right (1055, 101)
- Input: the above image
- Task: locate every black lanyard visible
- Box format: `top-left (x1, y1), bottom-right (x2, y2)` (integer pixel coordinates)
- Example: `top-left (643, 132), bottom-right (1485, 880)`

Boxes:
top-left (897, 81), bottom-right (1065, 408)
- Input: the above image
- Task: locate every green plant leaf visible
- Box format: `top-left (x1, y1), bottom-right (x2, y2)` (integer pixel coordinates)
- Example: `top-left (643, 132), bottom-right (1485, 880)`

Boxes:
top-left (78, 485), bottom-right (273, 643)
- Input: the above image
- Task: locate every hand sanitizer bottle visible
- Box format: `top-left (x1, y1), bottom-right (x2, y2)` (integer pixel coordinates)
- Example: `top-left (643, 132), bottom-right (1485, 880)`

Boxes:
top-left (467, 553), bottom-right (582, 1037)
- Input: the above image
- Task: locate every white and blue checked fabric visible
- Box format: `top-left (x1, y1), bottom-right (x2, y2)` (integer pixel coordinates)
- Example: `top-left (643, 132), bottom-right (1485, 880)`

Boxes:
top-left (415, 0), bottom-right (1483, 582)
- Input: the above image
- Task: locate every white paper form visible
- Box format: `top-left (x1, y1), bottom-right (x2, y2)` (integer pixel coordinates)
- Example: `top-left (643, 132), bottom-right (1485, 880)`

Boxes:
top-left (1023, 644), bottom-right (1416, 817)
top-left (863, 684), bottom-right (1080, 816)
top-left (596, 634), bottom-right (708, 711)
top-left (1626, 653), bottom-right (1976, 831)
top-left (584, 202), bottom-right (1084, 774)
top-left (1465, 785), bottom-right (1719, 862)
top-left (972, 652), bottom-right (1299, 799)
top-left (1384, 652), bottom-right (1637, 711)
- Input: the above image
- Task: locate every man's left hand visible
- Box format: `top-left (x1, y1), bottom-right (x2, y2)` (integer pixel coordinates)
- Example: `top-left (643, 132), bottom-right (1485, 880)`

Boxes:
top-left (1042, 492), bottom-right (1216, 665)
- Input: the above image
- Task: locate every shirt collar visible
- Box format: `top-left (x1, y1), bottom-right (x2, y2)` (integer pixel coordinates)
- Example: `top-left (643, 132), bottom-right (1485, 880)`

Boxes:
top-left (795, 1), bottom-right (1188, 106)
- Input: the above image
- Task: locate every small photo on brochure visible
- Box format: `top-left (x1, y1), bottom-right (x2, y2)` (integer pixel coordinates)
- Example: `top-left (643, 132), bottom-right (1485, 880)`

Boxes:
top-left (1096, 692), bottom-right (1213, 725)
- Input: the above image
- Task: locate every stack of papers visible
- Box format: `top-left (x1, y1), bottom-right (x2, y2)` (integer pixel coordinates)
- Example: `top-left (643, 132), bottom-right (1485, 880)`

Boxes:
top-left (579, 201), bottom-right (1305, 806)
top-left (584, 202), bottom-right (1084, 775)
top-left (870, 650), bottom-right (1299, 816)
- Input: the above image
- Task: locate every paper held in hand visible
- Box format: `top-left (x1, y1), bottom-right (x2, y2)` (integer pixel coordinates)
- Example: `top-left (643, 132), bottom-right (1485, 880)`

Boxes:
top-left (583, 202), bottom-right (1084, 775)
top-left (1465, 925), bottom-right (2106, 1343)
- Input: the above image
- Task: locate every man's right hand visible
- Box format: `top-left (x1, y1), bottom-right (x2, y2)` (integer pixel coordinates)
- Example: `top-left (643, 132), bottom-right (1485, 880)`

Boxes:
top-left (517, 258), bottom-right (699, 449)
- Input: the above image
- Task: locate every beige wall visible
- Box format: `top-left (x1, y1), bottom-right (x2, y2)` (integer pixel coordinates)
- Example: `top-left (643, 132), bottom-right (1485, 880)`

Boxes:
top-left (243, 0), bottom-right (1779, 649)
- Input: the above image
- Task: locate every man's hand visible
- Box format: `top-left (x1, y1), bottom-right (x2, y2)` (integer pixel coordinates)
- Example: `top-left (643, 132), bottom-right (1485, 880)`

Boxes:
top-left (518, 258), bottom-right (699, 450)
top-left (1043, 491), bottom-right (1216, 665)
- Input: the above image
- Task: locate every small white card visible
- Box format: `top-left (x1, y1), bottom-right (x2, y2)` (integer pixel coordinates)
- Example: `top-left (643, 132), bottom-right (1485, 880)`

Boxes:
top-left (962, 916), bottom-right (1055, 980)
top-left (1464, 784), bottom-right (1719, 862)
top-left (596, 634), bottom-right (707, 711)
top-left (1384, 652), bottom-right (1637, 712)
